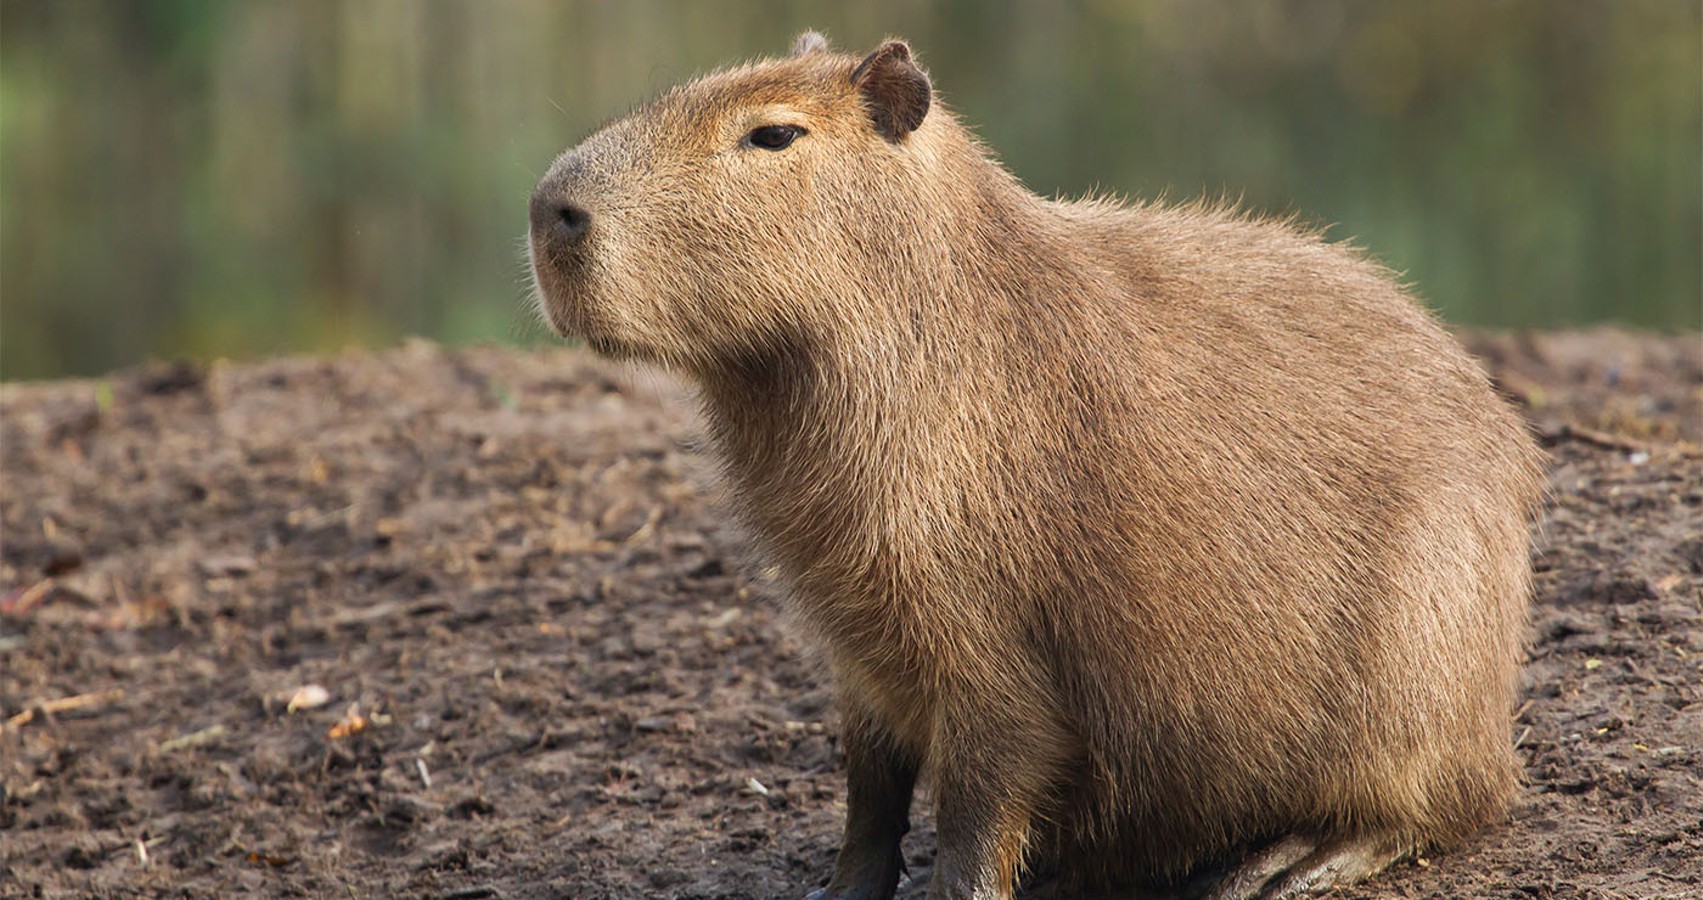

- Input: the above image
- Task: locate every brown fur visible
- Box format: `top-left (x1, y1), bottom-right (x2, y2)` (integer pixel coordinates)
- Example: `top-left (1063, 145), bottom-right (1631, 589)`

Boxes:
top-left (529, 34), bottom-right (1546, 900)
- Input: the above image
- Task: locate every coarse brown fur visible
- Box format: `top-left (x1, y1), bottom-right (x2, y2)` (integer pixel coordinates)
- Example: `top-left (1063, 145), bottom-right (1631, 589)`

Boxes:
top-left (528, 33), bottom-right (1547, 900)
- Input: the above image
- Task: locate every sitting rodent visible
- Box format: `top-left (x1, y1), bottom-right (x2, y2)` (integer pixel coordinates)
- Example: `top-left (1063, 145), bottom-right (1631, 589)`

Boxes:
top-left (528, 31), bottom-right (1545, 900)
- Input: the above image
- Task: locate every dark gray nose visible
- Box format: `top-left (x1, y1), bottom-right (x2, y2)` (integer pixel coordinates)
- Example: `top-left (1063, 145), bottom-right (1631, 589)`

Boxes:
top-left (530, 188), bottom-right (591, 246)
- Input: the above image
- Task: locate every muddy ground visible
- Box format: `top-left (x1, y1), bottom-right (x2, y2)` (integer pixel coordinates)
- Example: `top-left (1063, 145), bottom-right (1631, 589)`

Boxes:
top-left (2, 329), bottom-right (1699, 899)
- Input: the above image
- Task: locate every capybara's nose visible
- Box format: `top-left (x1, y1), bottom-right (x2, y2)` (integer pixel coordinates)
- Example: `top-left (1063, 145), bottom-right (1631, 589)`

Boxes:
top-left (530, 189), bottom-right (591, 247)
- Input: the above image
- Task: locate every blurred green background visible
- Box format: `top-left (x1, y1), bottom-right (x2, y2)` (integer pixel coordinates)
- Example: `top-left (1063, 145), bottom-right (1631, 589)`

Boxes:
top-left (2, 0), bottom-right (1699, 380)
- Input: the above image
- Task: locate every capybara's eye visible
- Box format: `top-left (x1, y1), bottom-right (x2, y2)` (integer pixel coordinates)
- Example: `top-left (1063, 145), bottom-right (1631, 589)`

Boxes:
top-left (745, 124), bottom-right (805, 151)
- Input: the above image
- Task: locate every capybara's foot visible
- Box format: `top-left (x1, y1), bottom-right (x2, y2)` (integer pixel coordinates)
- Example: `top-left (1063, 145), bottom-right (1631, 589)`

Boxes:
top-left (806, 883), bottom-right (894, 900)
top-left (1201, 833), bottom-right (1404, 899)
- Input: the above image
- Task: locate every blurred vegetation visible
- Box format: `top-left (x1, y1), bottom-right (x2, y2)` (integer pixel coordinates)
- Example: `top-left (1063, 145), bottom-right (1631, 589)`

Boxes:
top-left (2, 0), bottom-right (1698, 380)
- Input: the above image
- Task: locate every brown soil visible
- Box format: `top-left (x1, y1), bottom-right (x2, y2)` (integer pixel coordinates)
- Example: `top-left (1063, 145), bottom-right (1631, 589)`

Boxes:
top-left (3, 329), bottom-right (1699, 900)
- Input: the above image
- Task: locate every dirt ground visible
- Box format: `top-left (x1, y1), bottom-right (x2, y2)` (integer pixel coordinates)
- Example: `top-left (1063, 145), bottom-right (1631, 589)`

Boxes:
top-left (2, 329), bottom-right (1699, 900)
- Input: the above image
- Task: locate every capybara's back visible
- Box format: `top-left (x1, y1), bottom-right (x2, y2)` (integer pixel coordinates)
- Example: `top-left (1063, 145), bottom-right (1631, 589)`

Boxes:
top-left (527, 32), bottom-right (1547, 900)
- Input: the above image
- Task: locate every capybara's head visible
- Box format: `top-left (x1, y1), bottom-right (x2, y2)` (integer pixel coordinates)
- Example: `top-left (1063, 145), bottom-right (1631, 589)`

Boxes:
top-left (528, 33), bottom-right (937, 372)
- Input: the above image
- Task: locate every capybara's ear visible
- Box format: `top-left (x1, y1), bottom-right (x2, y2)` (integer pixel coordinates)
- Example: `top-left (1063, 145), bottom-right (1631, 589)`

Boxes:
top-left (791, 31), bottom-right (829, 56)
top-left (851, 40), bottom-right (930, 142)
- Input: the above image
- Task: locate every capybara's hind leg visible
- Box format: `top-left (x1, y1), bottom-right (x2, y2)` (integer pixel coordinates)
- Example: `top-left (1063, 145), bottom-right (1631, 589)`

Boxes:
top-left (1196, 835), bottom-right (1316, 900)
top-left (1254, 834), bottom-right (1404, 898)
top-left (1199, 833), bottom-right (1403, 900)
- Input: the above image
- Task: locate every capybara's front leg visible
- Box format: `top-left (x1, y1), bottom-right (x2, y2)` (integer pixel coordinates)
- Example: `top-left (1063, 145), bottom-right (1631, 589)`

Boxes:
top-left (809, 704), bottom-right (919, 900)
top-left (925, 715), bottom-right (1067, 900)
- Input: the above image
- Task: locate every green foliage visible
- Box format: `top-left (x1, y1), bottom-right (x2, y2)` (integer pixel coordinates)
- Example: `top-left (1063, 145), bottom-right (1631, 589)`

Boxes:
top-left (1, 0), bottom-right (1697, 379)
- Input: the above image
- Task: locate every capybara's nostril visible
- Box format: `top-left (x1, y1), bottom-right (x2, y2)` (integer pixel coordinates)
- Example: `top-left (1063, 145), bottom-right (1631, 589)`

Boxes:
top-left (530, 190), bottom-right (591, 246)
top-left (555, 203), bottom-right (590, 243)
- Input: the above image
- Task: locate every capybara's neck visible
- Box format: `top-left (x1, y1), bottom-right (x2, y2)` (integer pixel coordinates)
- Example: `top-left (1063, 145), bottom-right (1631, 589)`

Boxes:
top-left (700, 164), bottom-right (1071, 456)
top-left (694, 148), bottom-right (1108, 600)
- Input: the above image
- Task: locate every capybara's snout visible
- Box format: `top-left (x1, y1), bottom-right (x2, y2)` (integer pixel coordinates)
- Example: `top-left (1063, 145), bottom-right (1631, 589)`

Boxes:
top-left (529, 188), bottom-right (591, 252)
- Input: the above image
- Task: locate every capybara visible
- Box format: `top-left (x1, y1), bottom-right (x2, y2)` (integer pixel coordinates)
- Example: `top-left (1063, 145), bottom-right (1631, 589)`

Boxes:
top-left (527, 31), bottom-right (1545, 900)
